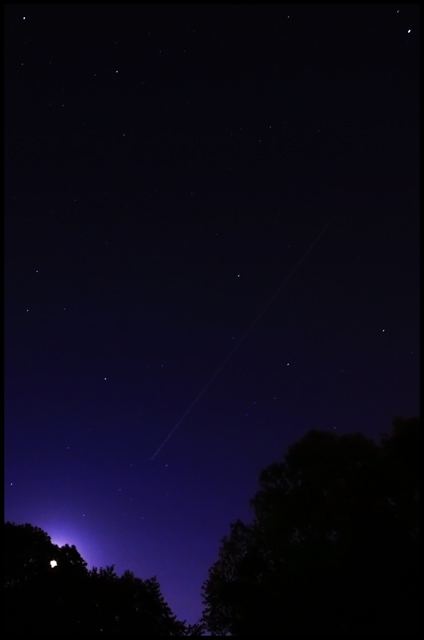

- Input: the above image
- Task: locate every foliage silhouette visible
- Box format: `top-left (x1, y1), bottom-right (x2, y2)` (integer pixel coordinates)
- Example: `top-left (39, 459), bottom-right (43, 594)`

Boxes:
top-left (4, 522), bottom-right (203, 636)
top-left (200, 416), bottom-right (420, 636)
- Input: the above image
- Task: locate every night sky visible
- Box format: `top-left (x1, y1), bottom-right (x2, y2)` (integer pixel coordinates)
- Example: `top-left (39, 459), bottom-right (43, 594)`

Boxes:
top-left (5, 4), bottom-right (420, 627)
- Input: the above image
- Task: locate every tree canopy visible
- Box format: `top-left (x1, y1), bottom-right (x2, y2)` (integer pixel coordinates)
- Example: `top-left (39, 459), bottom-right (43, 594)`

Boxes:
top-left (200, 416), bottom-right (420, 636)
top-left (5, 416), bottom-right (419, 636)
top-left (4, 521), bottom-right (202, 636)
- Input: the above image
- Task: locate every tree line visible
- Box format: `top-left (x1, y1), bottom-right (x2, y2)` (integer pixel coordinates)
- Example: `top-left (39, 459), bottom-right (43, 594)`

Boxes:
top-left (5, 415), bottom-right (419, 636)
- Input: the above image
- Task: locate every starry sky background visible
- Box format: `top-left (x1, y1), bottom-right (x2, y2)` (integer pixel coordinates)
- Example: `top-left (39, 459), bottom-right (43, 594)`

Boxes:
top-left (4, 4), bottom-right (420, 627)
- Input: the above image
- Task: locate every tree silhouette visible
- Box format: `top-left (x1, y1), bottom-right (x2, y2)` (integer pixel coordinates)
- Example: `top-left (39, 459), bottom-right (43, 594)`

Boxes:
top-left (4, 522), bottom-right (88, 636)
top-left (4, 522), bottom-right (201, 636)
top-left (81, 566), bottom-right (189, 636)
top-left (200, 416), bottom-right (420, 636)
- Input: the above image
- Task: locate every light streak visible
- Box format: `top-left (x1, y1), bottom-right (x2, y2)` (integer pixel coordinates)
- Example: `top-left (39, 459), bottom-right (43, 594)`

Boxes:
top-left (151, 222), bottom-right (330, 460)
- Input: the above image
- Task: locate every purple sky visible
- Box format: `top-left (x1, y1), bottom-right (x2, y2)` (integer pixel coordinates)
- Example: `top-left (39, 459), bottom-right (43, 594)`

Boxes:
top-left (5, 4), bottom-right (419, 626)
